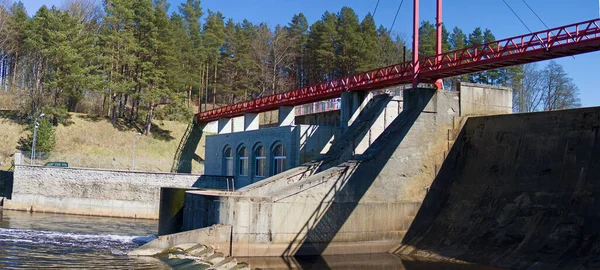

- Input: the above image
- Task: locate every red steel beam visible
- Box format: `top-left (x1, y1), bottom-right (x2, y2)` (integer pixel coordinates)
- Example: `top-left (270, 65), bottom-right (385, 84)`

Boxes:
top-left (434, 0), bottom-right (443, 89)
top-left (197, 18), bottom-right (600, 123)
top-left (412, 0), bottom-right (420, 89)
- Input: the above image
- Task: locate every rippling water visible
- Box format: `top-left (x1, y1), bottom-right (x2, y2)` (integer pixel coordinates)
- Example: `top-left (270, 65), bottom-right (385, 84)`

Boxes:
top-left (0, 210), bottom-right (168, 269)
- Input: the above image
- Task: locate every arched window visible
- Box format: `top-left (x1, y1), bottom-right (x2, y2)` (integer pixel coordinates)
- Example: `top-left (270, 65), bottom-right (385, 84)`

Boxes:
top-left (238, 147), bottom-right (248, 176)
top-left (254, 145), bottom-right (266, 177)
top-left (272, 144), bottom-right (286, 175)
top-left (223, 146), bottom-right (233, 176)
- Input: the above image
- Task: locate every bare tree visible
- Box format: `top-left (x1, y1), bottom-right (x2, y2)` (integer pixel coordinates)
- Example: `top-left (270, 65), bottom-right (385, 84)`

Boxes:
top-left (251, 24), bottom-right (297, 96)
top-left (0, 0), bottom-right (10, 49)
top-left (62, 0), bottom-right (102, 24)
top-left (251, 23), bottom-right (271, 96)
top-left (542, 61), bottom-right (581, 111)
top-left (270, 25), bottom-right (296, 94)
top-left (513, 64), bottom-right (545, 112)
top-left (512, 62), bottom-right (580, 113)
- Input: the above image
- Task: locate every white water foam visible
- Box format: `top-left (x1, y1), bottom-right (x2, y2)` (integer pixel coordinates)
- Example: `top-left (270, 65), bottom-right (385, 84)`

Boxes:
top-left (0, 228), bottom-right (151, 250)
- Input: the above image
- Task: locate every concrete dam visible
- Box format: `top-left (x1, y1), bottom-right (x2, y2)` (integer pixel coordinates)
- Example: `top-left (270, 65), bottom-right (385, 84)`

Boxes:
top-left (396, 107), bottom-right (600, 269)
top-left (133, 84), bottom-right (600, 269)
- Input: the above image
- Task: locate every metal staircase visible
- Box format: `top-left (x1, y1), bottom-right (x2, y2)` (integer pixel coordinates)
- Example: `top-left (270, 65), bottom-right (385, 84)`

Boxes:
top-left (171, 122), bottom-right (194, 173)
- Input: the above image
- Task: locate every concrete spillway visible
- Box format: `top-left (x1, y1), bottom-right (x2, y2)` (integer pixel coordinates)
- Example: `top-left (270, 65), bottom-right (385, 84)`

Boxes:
top-left (132, 84), bottom-right (515, 259)
top-left (396, 107), bottom-right (600, 269)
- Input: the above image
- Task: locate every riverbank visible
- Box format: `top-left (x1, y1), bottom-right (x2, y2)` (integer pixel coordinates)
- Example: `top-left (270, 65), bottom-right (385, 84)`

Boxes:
top-left (0, 111), bottom-right (204, 173)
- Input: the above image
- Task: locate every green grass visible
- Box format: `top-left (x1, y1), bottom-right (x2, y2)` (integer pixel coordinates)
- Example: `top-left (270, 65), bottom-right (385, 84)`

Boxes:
top-left (0, 112), bottom-right (205, 173)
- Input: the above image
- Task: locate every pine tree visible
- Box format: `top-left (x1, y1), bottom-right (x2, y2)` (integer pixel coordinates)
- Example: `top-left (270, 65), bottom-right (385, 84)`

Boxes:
top-left (378, 26), bottom-right (408, 66)
top-left (18, 118), bottom-right (56, 153)
top-left (335, 7), bottom-right (361, 76)
top-left (447, 26), bottom-right (468, 89)
top-left (202, 10), bottom-right (225, 107)
top-left (306, 11), bottom-right (337, 84)
top-left (467, 27), bottom-right (484, 83)
top-left (178, 0), bottom-right (203, 110)
top-left (100, 0), bottom-right (137, 121)
top-left (285, 13), bottom-right (308, 88)
top-left (358, 13), bottom-right (380, 72)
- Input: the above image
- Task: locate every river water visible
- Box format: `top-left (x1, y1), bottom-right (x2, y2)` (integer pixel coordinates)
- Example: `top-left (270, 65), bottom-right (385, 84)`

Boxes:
top-left (0, 210), bottom-right (168, 269)
top-left (0, 210), bottom-right (502, 269)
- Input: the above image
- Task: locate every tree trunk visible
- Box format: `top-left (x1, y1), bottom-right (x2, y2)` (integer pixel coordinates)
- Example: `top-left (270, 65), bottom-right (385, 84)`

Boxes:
top-left (188, 84), bottom-right (192, 108)
top-left (1, 55), bottom-right (5, 92)
top-left (199, 65), bottom-right (204, 113)
top-left (213, 62), bottom-right (217, 108)
top-left (102, 92), bottom-right (107, 116)
top-left (129, 96), bottom-right (136, 123)
top-left (144, 102), bottom-right (155, 135)
top-left (205, 63), bottom-right (209, 111)
top-left (122, 94), bottom-right (129, 118)
top-left (11, 52), bottom-right (17, 89)
top-left (111, 93), bottom-right (118, 122)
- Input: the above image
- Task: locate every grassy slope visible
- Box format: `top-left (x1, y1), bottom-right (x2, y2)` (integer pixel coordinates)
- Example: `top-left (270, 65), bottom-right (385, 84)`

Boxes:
top-left (0, 113), bottom-right (204, 173)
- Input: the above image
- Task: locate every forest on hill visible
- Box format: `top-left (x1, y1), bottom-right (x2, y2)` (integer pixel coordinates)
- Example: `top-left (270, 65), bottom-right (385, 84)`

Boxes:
top-left (0, 0), bottom-right (580, 134)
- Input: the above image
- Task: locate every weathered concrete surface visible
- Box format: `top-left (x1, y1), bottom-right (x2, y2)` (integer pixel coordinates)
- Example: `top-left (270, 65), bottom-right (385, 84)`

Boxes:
top-left (156, 243), bottom-right (250, 269)
top-left (240, 254), bottom-right (502, 269)
top-left (459, 82), bottom-right (512, 116)
top-left (5, 166), bottom-right (211, 219)
top-left (236, 93), bottom-right (403, 199)
top-left (397, 107), bottom-right (600, 270)
top-left (159, 187), bottom-right (193, 236)
top-left (129, 224), bottom-right (232, 256)
top-left (180, 89), bottom-right (461, 256)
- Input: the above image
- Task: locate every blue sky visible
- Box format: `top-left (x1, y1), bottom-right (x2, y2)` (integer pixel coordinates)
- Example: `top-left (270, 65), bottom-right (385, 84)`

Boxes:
top-left (20, 0), bottom-right (600, 107)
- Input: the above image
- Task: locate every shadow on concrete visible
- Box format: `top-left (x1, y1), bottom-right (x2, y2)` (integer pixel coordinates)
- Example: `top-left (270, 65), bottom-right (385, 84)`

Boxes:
top-left (0, 170), bottom-right (13, 199)
top-left (394, 107), bottom-right (600, 270)
top-left (315, 94), bottom-right (392, 173)
top-left (173, 122), bottom-right (203, 173)
top-left (281, 90), bottom-right (434, 262)
top-left (242, 253), bottom-right (502, 269)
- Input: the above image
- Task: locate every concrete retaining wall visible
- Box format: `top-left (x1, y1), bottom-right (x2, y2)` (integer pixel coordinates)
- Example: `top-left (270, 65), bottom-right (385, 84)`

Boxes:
top-left (5, 166), bottom-right (207, 219)
top-left (130, 224), bottom-right (232, 256)
top-left (459, 82), bottom-right (512, 116)
top-left (397, 107), bottom-right (600, 269)
top-left (180, 89), bottom-right (461, 256)
top-left (136, 84), bottom-right (513, 257)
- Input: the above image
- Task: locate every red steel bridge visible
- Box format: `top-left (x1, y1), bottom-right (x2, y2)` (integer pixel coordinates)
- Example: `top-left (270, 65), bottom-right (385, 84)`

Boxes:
top-left (196, 1), bottom-right (600, 124)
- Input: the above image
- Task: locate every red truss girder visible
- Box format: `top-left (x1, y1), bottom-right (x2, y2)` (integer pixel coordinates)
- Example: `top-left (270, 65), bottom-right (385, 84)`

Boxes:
top-left (197, 19), bottom-right (600, 123)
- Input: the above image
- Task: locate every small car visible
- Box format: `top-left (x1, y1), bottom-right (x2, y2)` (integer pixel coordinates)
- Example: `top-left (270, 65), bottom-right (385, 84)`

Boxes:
top-left (44, 161), bottom-right (69, 168)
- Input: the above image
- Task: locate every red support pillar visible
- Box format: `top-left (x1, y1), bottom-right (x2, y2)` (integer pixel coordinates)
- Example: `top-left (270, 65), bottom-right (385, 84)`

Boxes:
top-left (436, 0), bottom-right (442, 59)
top-left (434, 0), bottom-right (444, 90)
top-left (412, 0), bottom-right (420, 89)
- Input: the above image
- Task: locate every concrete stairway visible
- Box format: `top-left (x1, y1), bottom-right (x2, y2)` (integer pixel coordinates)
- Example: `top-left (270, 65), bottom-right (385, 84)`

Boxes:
top-left (239, 93), bottom-right (401, 197)
top-left (154, 243), bottom-right (250, 270)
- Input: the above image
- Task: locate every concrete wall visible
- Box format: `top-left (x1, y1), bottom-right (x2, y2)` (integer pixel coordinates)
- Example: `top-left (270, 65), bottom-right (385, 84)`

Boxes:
top-left (181, 89), bottom-right (461, 256)
top-left (130, 224), bottom-right (232, 256)
top-left (5, 165), bottom-right (209, 219)
top-left (397, 106), bottom-right (600, 269)
top-left (459, 82), bottom-right (512, 116)
top-left (204, 125), bottom-right (339, 188)
top-left (138, 84), bottom-right (513, 257)
top-left (295, 111), bottom-right (340, 126)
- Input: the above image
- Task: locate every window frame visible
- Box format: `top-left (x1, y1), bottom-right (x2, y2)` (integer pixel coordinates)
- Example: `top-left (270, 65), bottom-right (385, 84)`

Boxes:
top-left (272, 144), bottom-right (287, 175)
top-left (254, 145), bottom-right (266, 177)
top-left (223, 146), bottom-right (234, 176)
top-left (238, 146), bottom-right (249, 176)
